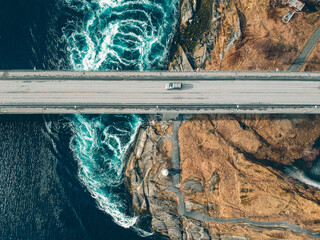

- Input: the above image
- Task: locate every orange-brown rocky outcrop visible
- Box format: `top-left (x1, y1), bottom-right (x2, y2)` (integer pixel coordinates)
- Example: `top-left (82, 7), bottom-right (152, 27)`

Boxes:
top-left (213, 0), bottom-right (320, 70)
top-left (179, 115), bottom-right (320, 233)
top-left (169, 0), bottom-right (320, 71)
top-left (126, 115), bottom-right (320, 239)
top-left (125, 120), bottom-right (182, 239)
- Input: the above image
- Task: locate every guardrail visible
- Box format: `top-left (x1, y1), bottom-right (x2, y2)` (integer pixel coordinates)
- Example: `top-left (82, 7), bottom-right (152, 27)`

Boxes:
top-left (1, 70), bottom-right (320, 81)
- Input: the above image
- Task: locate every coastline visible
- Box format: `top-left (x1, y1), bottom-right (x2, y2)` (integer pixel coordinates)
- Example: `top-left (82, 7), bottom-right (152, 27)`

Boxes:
top-left (124, 114), bottom-right (320, 239)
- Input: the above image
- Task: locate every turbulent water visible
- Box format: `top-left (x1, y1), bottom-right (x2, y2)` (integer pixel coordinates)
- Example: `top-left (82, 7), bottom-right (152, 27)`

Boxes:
top-left (61, 0), bottom-right (179, 234)
top-left (285, 166), bottom-right (320, 190)
top-left (285, 152), bottom-right (320, 190)
top-left (62, 0), bottom-right (179, 234)
top-left (2, 1), bottom-right (320, 239)
top-left (0, 115), bottom-right (146, 240)
top-left (69, 114), bottom-right (143, 228)
top-left (0, 0), bottom-right (179, 238)
top-left (62, 0), bottom-right (179, 71)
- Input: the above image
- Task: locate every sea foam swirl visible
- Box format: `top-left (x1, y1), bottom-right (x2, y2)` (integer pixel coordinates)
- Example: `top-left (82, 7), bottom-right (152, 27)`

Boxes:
top-left (63, 0), bottom-right (179, 70)
top-left (64, 0), bottom-right (179, 234)
top-left (70, 114), bottom-right (143, 228)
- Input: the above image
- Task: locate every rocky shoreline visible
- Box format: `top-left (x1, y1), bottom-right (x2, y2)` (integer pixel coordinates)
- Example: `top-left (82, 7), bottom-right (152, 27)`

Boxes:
top-left (125, 114), bottom-right (320, 239)
top-left (125, 117), bottom-right (181, 238)
top-left (169, 0), bottom-right (241, 71)
top-left (123, 1), bottom-right (320, 238)
top-left (168, 0), bottom-right (320, 71)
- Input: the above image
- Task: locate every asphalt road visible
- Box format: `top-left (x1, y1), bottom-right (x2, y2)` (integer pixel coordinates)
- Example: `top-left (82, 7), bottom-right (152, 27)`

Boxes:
top-left (1, 71), bottom-right (320, 113)
top-left (289, 24), bottom-right (320, 72)
top-left (2, 79), bottom-right (320, 104)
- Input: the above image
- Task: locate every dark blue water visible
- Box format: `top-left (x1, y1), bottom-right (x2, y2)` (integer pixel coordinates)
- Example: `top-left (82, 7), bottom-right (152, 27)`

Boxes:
top-left (0, 0), bottom-right (178, 239)
top-left (0, 115), bottom-right (147, 240)
top-left (0, 0), bottom-right (178, 70)
top-left (0, 0), bottom-right (71, 69)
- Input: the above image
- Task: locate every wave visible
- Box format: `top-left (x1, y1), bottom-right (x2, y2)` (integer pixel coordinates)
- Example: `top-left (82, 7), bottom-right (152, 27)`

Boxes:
top-left (62, 0), bottom-right (179, 235)
top-left (69, 114), bottom-right (144, 228)
top-left (62, 0), bottom-right (179, 71)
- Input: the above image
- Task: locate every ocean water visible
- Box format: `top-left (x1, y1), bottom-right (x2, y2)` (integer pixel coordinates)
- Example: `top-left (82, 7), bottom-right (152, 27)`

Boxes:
top-left (63, 0), bottom-right (179, 235)
top-left (0, 0), bottom-right (178, 239)
top-left (0, 0), bottom-right (179, 70)
top-left (0, 115), bottom-right (146, 240)
top-left (69, 114), bottom-right (151, 232)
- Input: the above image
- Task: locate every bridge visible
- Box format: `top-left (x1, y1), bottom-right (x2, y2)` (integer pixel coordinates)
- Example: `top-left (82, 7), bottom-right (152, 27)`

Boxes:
top-left (0, 71), bottom-right (320, 114)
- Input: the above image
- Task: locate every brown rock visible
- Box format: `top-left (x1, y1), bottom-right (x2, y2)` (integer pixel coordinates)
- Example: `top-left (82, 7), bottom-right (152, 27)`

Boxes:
top-left (192, 44), bottom-right (208, 68)
top-left (182, 217), bottom-right (210, 240)
top-left (205, 0), bottom-right (320, 71)
top-left (126, 115), bottom-right (320, 239)
top-left (168, 44), bottom-right (193, 71)
top-left (182, 177), bottom-right (203, 193)
top-left (168, 0), bottom-right (241, 70)
top-left (179, 114), bottom-right (320, 232)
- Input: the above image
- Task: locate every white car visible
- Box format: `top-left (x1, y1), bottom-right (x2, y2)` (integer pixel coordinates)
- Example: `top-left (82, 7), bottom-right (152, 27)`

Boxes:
top-left (165, 82), bottom-right (182, 90)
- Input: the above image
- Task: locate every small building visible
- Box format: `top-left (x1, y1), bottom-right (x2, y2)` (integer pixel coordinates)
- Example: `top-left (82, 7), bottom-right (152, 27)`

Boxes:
top-left (287, 0), bottom-right (305, 11)
top-left (282, 0), bottom-right (305, 23)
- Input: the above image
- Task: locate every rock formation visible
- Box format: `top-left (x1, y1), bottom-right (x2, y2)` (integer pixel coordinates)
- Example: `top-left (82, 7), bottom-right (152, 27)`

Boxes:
top-left (125, 120), bottom-right (182, 238)
top-left (179, 115), bottom-right (320, 226)
top-left (169, 0), bottom-right (241, 70)
top-left (169, 0), bottom-right (320, 71)
top-left (125, 1), bottom-right (320, 238)
top-left (126, 115), bottom-right (320, 239)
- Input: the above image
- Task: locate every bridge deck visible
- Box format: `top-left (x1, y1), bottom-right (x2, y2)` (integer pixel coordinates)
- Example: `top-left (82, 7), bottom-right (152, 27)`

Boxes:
top-left (0, 71), bottom-right (320, 114)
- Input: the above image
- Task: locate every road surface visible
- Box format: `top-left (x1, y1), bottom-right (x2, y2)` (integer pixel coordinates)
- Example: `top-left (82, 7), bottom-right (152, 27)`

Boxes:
top-left (289, 24), bottom-right (320, 72)
top-left (0, 71), bottom-right (320, 114)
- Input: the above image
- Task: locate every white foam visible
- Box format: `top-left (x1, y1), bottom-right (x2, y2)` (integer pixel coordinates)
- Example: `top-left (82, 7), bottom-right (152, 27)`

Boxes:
top-left (63, 0), bottom-right (180, 70)
top-left (70, 114), bottom-right (143, 228)
top-left (63, 0), bottom-right (179, 234)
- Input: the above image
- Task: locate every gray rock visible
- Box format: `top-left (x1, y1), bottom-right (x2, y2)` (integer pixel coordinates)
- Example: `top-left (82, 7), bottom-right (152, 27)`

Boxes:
top-left (149, 199), bottom-right (182, 238)
top-left (181, 0), bottom-right (193, 27)
top-left (179, 45), bottom-right (193, 71)
top-left (182, 178), bottom-right (203, 193)
top-left (152, 217), bottom-right (167, 232)
top-left (168, 45), bottom-right (193, 71)
top-left (223, 19), bottom-right (241, 55)
top-left (183, 219), bottom-right (210, 240)
top-left (126, 121), bottom-right (182, 238)
top-left (168, 57), bottom-right (183, 71)
top-left (185, 200), bottom-right (207, 214)
top-left (208, 170), bottom-right (220, 191)
top-left (192, 44), bottom-right (208, 68)
top-left (136, 130), bottom-right (147, 159)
